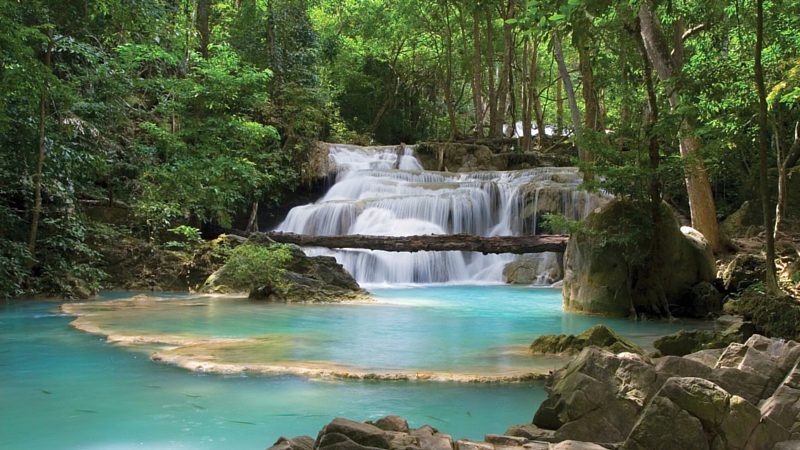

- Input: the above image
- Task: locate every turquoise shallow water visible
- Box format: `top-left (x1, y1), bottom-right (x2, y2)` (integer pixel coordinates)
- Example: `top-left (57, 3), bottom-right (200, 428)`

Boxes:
top-left (1, 286), bottom-right (705, 449)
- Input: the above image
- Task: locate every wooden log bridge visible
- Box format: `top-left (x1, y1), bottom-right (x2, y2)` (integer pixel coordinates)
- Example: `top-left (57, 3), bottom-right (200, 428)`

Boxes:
top-left (265, 232), bottom-right (568, 254)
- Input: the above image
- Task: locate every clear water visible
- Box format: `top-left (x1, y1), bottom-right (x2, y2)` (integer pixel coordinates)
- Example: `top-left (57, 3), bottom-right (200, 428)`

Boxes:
top-left (1, 287), bottom-right (705, 449)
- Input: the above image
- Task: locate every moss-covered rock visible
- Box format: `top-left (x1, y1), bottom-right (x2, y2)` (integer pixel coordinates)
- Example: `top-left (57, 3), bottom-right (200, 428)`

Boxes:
top-left (562, 200), bottom-right (717, 317)
top-left (530, 324), bottom-right (643, 355)
top-left (725, 290), bottom-right (800, 341)
top-left (202, 238), bottom-right (368, 303)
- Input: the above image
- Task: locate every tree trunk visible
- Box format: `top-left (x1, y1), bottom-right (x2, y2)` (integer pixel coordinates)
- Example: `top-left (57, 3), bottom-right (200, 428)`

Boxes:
top-left (556, 77), bottom-right (564, 136)
top-left (575, 34), bottom-right (599, 180)
top-left (443, 1), bottom-right (459, 140)
top-left (638, 0), bottom-right (726, 253)
top-left (775, 122), bottom-right (800, 236)
top-left (28, 34), bottom-right (53, 259)
top-left (197, 0), bottom-right (210, 59)
top-left (530, 40), bottom-right (545, 146)
top-left (521, 39), bottom-right (532, 152)
top-left (265, 232), bottom-right (568, 254)
top-left (471, 6), bottom-right (484, 137)
top-left (485, 11), bottom-right (498, 138)
top-left (245, 201), bottom-right (259, 233)
top-left (552, 32), bottom-right (582, 143)
top-left (755, 0), bottom-right (779, 294)
top-left (492, 0), bottom-right (515, 138)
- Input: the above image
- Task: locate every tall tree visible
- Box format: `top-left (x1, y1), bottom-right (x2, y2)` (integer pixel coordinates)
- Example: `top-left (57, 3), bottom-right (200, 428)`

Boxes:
top-left (27, 28), bottom-right (52, 258)
top-left (638, 0), bottom-right (726, 253)
top-left (754, 0), bottom-right (779, 294)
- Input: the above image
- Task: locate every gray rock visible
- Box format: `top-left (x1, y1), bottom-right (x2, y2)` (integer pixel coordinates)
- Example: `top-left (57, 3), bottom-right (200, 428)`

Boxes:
top-left (316, 418), bottom-right (392, 450)
top-left (316, 432), bottom-right (386, 450)
top-left (503, 255), bottom-right (562, 285)
top-left (456, 439), bottom-right (494, 450)
top-left (373, 416), bottom-right (410, 433)
top-left (266, 436), bottom-right (314, 450)
top-left (761, 362), bottom-right (800, 430)
top-left (550, 442), bottom-right (609, 450)
top-left (532, 348), bottom-right (658, 443)
top-left (653, 330), bottom-right (717, 356)
top-left (485, 435), bottom-right (528, 446)
top-left (707, 367), bottom-right (769, 405)
top-left (416, 434), bottom-right (452, 450)
top-left (774, 442), bottom-right (800, 450)
top-left (621, 396), bottom-right (709, 450)
top-left (652, 355), bottom-right (712, 379)
top-left (503, 424), bottom-right (556, 442)
top-left (684, 348), bottom-right (725, 368)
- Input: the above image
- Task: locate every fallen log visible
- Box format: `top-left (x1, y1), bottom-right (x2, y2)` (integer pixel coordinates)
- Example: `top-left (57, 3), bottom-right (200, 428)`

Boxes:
top-left (264, 232), bottom-right (568, 254)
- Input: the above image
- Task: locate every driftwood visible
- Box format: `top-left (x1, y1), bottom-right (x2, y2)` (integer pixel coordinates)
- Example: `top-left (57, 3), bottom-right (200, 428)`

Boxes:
top-left (265, 232), bottom-right (567, 254)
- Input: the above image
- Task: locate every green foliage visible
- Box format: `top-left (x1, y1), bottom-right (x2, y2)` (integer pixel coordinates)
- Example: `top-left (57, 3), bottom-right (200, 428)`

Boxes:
top-left (221, 243), bottom-right (293, 292)
top-left (540, 214), bottom-right (585, 235)
top-left (164, 225), bottom-right (202, 250)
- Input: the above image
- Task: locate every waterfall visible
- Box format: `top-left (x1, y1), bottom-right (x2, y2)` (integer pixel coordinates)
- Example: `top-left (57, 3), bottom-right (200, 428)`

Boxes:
top-left (276, 144), bottom-right (607, 286)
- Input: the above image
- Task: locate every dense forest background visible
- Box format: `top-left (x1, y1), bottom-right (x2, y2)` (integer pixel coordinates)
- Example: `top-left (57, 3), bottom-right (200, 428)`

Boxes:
top-left (1, 0), bottom-right (798, 298)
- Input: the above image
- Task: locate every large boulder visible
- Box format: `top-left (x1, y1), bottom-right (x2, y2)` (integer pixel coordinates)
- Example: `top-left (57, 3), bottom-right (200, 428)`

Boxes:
top-left (532, 348), bottom-right (659, 443)
top-left (621, 377), bottom-right (788, 450)
top-left (530, 325), bottom-right (643, 356)
top-left (562, 200), bottom-right (717, 317)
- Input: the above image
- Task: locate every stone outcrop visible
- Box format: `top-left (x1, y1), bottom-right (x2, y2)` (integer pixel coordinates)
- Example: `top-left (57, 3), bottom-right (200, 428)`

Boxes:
top-left (530, 325), bottom-right (643, 356)
top-left (520, 334), bottom-right (800, 449)
top-left (562, 200), bottom-right (718, 317)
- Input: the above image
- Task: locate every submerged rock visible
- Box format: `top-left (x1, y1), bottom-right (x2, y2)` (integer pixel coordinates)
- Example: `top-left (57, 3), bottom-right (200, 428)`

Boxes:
top-left (562, 200), bottom-right (717, 317)
top-left (503, 254), bottom-right (562, 285)
top-left (530, 325), bottom-right (643, 356)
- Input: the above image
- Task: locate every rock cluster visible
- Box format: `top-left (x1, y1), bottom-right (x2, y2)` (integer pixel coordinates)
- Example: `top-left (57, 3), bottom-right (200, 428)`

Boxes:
top-left (267, 416), bottom-right (604, 450)
top-left (518, 334), bottom-right (800, 449)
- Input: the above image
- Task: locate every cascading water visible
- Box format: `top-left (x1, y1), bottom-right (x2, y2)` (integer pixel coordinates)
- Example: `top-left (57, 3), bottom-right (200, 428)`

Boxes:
top-left (276, 144), bottom-right (606, 285)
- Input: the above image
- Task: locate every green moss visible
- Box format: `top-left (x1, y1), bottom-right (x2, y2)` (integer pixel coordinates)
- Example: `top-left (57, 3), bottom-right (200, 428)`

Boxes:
top-left (530, 324), bottom-right (643, 355)
top-left (725, 290), bottom-right (800, 341)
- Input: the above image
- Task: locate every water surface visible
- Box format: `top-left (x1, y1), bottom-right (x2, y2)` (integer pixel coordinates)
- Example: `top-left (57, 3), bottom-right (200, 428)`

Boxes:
top-left (1, 286), bottom-right (706, 449)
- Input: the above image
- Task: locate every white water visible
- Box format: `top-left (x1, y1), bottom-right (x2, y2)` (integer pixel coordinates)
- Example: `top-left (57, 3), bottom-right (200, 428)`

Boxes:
top-left (276, 144), bottom-right (606, 285)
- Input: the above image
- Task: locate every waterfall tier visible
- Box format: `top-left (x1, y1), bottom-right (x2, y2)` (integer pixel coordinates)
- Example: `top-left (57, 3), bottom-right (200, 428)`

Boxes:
top-left (276, 144), bottom-right (607, 285)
